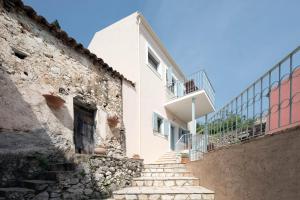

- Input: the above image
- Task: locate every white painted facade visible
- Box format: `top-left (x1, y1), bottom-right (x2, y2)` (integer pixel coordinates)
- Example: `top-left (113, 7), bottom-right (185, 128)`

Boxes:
top-left (88, 12), bottom-right (214, 163)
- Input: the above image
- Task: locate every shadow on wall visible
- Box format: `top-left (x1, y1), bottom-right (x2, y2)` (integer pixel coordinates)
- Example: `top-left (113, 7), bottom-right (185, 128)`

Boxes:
top-left (0, 63), bottom-right (143, 199)
top-left (49, 105), bottom-right (74, 131)
top-left (0, 64), bottom-right (54, 153)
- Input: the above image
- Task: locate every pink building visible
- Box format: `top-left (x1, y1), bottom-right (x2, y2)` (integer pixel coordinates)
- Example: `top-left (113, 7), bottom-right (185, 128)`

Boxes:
top-left (268, 67), bottom-right (300, 132)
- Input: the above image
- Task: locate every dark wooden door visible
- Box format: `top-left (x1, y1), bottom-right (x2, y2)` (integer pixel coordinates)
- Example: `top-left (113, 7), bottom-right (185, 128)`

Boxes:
top-left (73, 104), bottom-right (95, 154)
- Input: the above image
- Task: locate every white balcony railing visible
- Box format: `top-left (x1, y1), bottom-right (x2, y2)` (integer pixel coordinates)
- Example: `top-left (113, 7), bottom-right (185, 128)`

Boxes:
top-left (167, 70), bottom-right (215, 106)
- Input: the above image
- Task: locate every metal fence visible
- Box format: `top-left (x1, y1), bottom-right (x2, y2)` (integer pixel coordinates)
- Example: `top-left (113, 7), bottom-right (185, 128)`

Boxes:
top-left (207, 46), bottom-right (300, 150)
top-left (175, 46), bottom-right (300, 157)
top-left (168, 70), bottom-right (215, 105)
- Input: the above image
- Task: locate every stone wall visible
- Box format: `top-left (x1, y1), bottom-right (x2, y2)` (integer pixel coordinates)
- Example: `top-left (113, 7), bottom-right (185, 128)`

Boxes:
top-left (186, 127), bottom-right (300, 200)
top-left (0, 153), bottom-right (143, 199)
top-left (0, 1), bottom-right (143, 199)
top-left (0, 0), bottom-right (125, 155)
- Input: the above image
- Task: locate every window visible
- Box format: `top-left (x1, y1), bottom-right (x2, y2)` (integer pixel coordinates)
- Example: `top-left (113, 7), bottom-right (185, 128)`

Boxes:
top-left (148, 50), bottom-right (159, 71)
top-left (170, 76), bottom-right (176, 93)
top-left (157, 117), bottom-right (163, 134)
top-left (153, 112), bottom-right (169, 136)
top-left (166, 67), bottom-right (178, 94)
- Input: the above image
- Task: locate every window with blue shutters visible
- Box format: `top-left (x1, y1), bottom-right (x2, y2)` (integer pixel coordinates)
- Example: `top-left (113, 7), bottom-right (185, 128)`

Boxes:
top-left (152, 112), bottom-right (172, 137)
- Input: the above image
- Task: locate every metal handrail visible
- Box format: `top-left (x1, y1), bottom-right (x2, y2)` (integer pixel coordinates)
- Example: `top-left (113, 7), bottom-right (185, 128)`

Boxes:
top-left (175, 132), bottom-right (207, 161)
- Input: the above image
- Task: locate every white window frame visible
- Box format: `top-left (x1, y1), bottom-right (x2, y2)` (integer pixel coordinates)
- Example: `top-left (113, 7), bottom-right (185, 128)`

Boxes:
top-left (146, 45), bottom-right (163, 78)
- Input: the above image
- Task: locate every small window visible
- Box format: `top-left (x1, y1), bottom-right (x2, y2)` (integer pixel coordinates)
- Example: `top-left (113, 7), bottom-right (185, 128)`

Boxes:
top-left (148, 50), bottom-right (159, 71)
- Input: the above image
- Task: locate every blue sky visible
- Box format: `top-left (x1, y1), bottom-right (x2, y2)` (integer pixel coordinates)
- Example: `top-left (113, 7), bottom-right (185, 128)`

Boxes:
top-left (23, 0), bottom-right (300, 110)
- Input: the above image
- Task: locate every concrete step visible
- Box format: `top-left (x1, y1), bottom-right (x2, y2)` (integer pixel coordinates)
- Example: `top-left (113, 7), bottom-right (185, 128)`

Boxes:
top-left (143, 167), bottom-right (187, 173)
top-left (113, 186), bottom-right (214, 200)
top-left (132, 177), bottom-right (199, 187)
top-left (144, 163), bottom-right (185, 168)
top-left (0, 187), bottom-right (35, 199)
top-left (47, 162), bottom-right (76, 171)
top-left (20, 180), bottom-right (55, 191)
top-left (141, 171), bottom-right (192, 177)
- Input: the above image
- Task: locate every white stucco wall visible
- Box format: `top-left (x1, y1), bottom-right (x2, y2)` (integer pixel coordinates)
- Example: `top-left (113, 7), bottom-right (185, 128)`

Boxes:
top-left (88, 13), bottom-right (139, 83)
top-left (138, 23), bottom-right (187, 163)
top-left (88, 12), bottom-right (188, 163)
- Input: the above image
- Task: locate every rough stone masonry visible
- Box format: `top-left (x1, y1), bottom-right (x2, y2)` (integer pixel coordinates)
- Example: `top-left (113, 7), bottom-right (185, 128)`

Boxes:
top-left (0, 0), bottom-right (142, 199)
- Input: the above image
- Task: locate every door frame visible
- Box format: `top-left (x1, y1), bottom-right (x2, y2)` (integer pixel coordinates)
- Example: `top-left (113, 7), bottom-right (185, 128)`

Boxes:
top-left (73, 97), bottom-right (97, 154)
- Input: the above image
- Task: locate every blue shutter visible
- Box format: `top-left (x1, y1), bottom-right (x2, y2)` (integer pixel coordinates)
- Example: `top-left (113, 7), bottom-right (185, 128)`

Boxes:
top-left (164, 119), bottom-right (170, 137)
top-left (152, 112), bottom-right (158, 132)
top-left (167, 67), bottom-right (172, 87)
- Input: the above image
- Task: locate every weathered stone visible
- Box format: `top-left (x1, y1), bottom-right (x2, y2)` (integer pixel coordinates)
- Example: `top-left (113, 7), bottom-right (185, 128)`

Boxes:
top-left (84, 188), bottom-right (93, 195)
top-left (33, 191), bottom-right (49, 200)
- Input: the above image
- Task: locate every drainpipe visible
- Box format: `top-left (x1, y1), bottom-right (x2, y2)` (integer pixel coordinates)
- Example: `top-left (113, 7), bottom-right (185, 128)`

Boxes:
top-left (137, 14), bottom-right (142, 156)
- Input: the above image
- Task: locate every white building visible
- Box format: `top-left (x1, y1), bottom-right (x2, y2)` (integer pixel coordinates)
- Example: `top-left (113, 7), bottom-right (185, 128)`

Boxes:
top-left (88, 12), bottom-right (215, 163)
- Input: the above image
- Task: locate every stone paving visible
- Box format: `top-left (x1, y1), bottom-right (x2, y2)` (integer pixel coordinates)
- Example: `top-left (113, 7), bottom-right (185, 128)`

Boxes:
top-left (111, 152), bottom-right (215, 200)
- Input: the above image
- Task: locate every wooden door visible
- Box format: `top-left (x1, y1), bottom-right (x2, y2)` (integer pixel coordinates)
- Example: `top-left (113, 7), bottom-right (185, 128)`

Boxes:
top-left (73, 104), bottom-right (95, 154)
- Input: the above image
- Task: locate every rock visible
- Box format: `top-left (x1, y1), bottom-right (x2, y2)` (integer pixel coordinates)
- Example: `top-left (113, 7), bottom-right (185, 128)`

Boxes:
top-left (84, 189), bottom-right (93, 195)
top-left (49, 192), bottom-right (61, 198)
top-left (69, 178), bottom-right (79, 185)
top-left (50, 66), bottom-right (60, 75)
top-left (94, 147), bottom-right (107, 155)
top-left (33, 191), bottom-right (49, 200)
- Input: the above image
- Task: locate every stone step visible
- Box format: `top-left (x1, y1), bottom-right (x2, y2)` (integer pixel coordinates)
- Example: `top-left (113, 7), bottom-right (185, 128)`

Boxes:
top-left (20, 180), bottom-right (55, 191)
top-left (155, 160), bottom-right (178, 164)
top-left (0, 187), bottom-right (35, 199)
top-left (113, 186), bottom-right (215, 200)
top-left (159, 154), bottom-right (178, 158)
top-left (47, 162), bottom-right (76, 171)
top-left (156, 158), bottom-right (177, 162)
top-left (141, 171), bottom-right (192, 177)
top-left (144, 163), bottom-right (185, 168)
top-left (160, 154), bottom-right (177, 157)
top-left (40, 171), bottom-right (73, 181)
top-left (132, 177), bottom-right (199, 187)
top-left (143, 167), bottom-right (187, 173)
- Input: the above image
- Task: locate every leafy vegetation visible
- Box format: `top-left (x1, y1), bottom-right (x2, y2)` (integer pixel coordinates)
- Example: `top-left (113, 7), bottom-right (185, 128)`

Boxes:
top-left (197, 114), bottom-right (256, 135)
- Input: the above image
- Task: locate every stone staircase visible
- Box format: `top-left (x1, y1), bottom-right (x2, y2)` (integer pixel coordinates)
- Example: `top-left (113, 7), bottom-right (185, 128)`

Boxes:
top-left (111, 152), bottom-right (214, 200)
top-left (0, 162), bottom-right (75, 200)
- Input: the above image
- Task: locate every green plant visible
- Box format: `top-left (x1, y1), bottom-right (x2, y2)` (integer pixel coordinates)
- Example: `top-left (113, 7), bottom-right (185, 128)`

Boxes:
top-left (79, 170), bottom-right (86, 177)
top-left (180, 153), bottom-right (189, 158)
top-left (51, 19), bottom-right (61, 29)
top-left (197, 114), bottom-right (256, 135)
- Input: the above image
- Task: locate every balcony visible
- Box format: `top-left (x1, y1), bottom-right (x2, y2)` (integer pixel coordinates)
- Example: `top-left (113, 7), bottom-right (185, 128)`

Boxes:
top-left (164, 70), bottom-right (215, 123)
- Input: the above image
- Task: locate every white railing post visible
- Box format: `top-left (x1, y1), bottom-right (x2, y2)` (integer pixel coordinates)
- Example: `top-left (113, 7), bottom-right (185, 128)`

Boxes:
top-left (204, 114), bottom-right (208, 153)
top-left (192, 97), bottom-right (196, 135)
